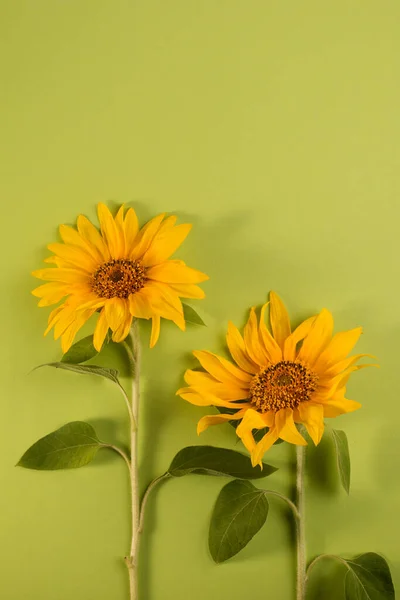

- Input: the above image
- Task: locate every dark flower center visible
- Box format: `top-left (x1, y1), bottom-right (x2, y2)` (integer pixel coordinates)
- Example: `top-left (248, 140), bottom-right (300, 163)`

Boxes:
top-left (92, 259), bottom-right (147, 299)
top-left (249, 361), bottom-right (318, 413)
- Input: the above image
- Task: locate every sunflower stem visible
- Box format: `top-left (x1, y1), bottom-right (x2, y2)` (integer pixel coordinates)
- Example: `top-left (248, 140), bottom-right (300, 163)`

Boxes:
top-left (296, 444), bottom-right (307, 600)
top-left (138, 473), bottom-right (171, 534)
top-left (125, 320), bottom-right (141, 600)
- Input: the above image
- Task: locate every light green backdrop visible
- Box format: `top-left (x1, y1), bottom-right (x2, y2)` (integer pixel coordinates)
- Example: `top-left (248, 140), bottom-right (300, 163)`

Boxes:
top-left (0, 1), bottom-right (398, 599)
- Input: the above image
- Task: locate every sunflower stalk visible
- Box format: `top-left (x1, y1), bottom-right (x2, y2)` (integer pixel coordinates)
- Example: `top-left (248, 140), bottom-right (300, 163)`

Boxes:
top-left (295, 443), bottom-right (307, 600)
top-left (125, 320), bottom-right (141, 600)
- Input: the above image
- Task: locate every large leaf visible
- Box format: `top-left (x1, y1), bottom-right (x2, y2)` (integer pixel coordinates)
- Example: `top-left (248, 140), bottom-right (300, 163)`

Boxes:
top-left (331, 429), bottom-right (351, 494)
top-left (61, 334), bottom-right (99, 364)
top-left (37, 362), bottom-right (120, 385)
top-left (344, 553), bottom-right (395, 600)
top-left (182, 303), bottom-right (206, 326)
top-left (209, 479), bottom-right (269, 563)
top-left (168, 445), bottom-right (277, 479)
top-left (17, 422), bottom-right (103, 470)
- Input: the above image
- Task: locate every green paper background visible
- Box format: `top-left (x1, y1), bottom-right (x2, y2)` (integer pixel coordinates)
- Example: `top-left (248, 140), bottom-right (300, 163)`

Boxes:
top-left (0, 1), bottom-right (399, 598)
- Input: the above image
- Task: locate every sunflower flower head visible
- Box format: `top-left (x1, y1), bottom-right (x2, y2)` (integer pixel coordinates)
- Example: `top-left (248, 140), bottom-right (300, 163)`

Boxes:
top-left (32, 204), bottom-right (208, 352)
top-left (177, 292), bottom-right (375, 467)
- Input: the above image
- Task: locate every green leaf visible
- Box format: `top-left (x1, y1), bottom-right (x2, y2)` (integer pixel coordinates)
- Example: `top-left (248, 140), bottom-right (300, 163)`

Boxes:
top-left (168, 445), bottom-right (277, 479)
top-left (17, 422), bottom-right (103, 470)
top-left (209, 479), bottom-right (269, 563)
top-left (37, 362), bottom-right (121, 385)
top-left (331, 429), bottom-right (351, 494)
top-left (344, 553), bottom-right (395, 600)
top-left (61, 334), bottom-right (98, 364)
top-left (182, 303), bottom-right (206, 326)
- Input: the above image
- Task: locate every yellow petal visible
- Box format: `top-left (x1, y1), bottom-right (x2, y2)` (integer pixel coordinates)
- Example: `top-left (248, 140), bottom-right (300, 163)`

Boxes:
top-left (104, 298), bottom-right (127, 331)
top-left (142, 223), bottom-right (193, 267)
top-left (237, 408), bottom-right (273, 453)
top-left (129, 288), bottom-right (154, 319)
top-left (244, 307), bottom-right (269, 367)
top-left (147, 260), bottom-right (209, 284)
top-left (297, 308), bottom-right (334, 367)
top-left (178, 387), bottom-right (249, 409)
top-left (144, 282), bottom-right (185, 330)
top-left (259, 303), bottom-right (282, 363)
top-left (59, 224), bottom-right (103, 263)
top-left (269, 291), bottom-right (291, 349)
top-left (193, 350), bottom-right (252, 387)
top-left (226, 321), bottom-right (259, 374)
top-left (47, 243), bottom-right (97, 273)
top-left (77, 296), bottom-right (107, 311)
top-left (316, 327), bottom-right (363, 371)
top-left (130, 213), bottom-right (166, 260)
top-left (32, 268), bottom-right (89, 284)
top-left (150, 315), bottom-right (161, 347)
top-left (184, 370), bottom-right (220, 387)
top-left (251, 428), bottom-right (279, 467)
top-left (123, 207), bottom-right (140, 251)
top-left (97, 203), bottom-right (122, 259)
top-left (323, 353), bottom-right (373, 378)
top-left (112, 303), bottom-right (132, 343)
top-left (115, 205), bottom-right (126, 257)
top-left (294, 402), bottom-right (324, 445)
top-left (183, 369), bottom-right (248, 401)
top-left (322, 390), bottom-right (362, 418)
top-left (168, 283), bottom-right (206, 299)
top-left (322, 364), bottom-right (376, 398)
top-left (275, 408), bottom-right (307, 445)
top-left (197, 409), bottom-right (247, 434)
top-left (60, 309), bottom-right (94, 353)
top-left (283, 316), bottom-right (317, 361)
top-left (77, 214), bottom-right (110, 260)
top-left (93, 309), bottom-right (109, 351)
top-left (32, 282), bottom-right (70, 303)
top-left (54, 306), bottom-right (76, 340)
top-left (44, 306), bottom-right (64, 336)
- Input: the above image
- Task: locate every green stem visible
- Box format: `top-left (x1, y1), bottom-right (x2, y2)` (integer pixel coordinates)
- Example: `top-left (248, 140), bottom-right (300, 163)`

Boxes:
top-left (138, 473), bottom-right (171, 534)
top-left (296, 444), bottom-right (306, 600)
top-left (263, 489), bottom-right (300, 520)
top-left (306, 553), bottom-right (349, 579)
top-left (105, 444), bottom-right (131, 471)
top-left (124, 321), bottom-right (141, 600)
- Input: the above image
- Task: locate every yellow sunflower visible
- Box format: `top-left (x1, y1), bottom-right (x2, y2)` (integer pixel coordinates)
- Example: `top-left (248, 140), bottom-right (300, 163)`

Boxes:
top-left (32, 204), bottom-right (208, 352)
top-left (178, 292), bottom-right (374, 467)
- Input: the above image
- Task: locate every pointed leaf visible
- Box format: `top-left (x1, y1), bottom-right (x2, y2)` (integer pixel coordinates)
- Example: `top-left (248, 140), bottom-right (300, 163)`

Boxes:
top-left (61, 334), bottom-right (98, 364)
top-left (17, 422), bottom-right (103, 470)
top-left (331, 429), bottom-right (351, 494)
top-left (209, 479), bottom-right (269, 563)
top-left (37, 362), bottom-right (120, 385)
top-left (168, 445), bottom-right (277, 479)
top-left (344, 553), bottom-right (395, 600)
top-left (182, 303), bottom-right (206, 326)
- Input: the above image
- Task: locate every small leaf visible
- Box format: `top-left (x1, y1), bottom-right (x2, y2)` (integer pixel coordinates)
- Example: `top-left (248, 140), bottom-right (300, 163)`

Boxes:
top-left (344, 553), bottom-right (395, 600)
top-left (182, 303), bottom-right (206, 326)
top-left (61, 334), bottom-right (98, 364)
top-left (168, 445), bottom-right (277, 479)
top-left (37, 362), bottom-right (120, 385)
top-left (209, 479), bottom-right (269, 563)
top-left (331, 429), bottom-right (351, 494)
top-left (17, 422), bottom-right (103, 470)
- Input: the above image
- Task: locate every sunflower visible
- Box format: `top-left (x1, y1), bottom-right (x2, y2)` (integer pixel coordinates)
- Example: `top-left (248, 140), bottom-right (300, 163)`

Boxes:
top-left (177, 292), bottom-right (373, 467)
top-left (32, 204), bottom-right (208, 352)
